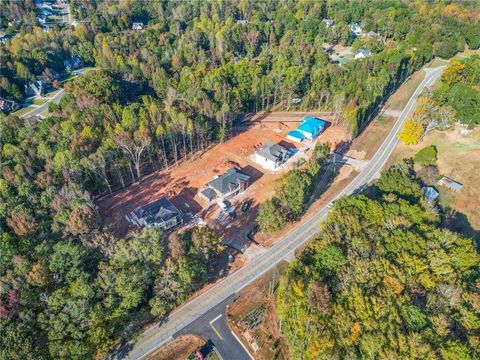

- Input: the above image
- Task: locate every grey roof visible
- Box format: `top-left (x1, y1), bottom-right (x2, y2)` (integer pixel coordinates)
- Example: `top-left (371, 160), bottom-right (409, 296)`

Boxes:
top-left (357, 49), bottom-right (372, 57)
top-left (438, 177), bottom-right (463, 191)
top-left (256, 141), bottom-right (289, 162)
top-left (208, 168), bottom-right (250, 195)
top-left (200, 187), bottom-right (217, 201)
top-left (422, 186), bottom-right (439, 201)
top-left (132, 197), bottom-right (180, 225)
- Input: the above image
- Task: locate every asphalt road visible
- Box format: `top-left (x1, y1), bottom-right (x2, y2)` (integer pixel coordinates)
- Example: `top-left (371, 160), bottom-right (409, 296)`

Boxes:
top-left (174, 294), bottom-right (253, 360)
top-left (114, 65), bottom-right (445, 360)
top-left (20, 68), bottom-right (89, 119)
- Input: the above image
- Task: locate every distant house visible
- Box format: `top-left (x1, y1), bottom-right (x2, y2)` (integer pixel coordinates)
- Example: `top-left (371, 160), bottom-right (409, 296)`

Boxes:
top-left (64, 57), bottom-right (84, 71)
top-left (438, 177), bottom-right (463, 191)
top-left (349, 23), bottom-right (362, 35)
top-left (132, 22), bottom-right (144, 30)
top-left (128, 197), bottom-right (182, 231)
top-left (422, 186), bottom-right (439, 202)
top-left (25, 81), bottom-right (45, 96)
top-left (0, 33), bottom-right (13, 44)
top-left (39, 7), bottom-right (53, 16)
top-left (236, 19), bottom-right (249, 26)
top-left (255, 141), bottom-right (290, 170)
top-left (322, 19), bottom-right (334, 27)
top-left (364, 31), bottom-right (379, 37)
top-left (199, 168), bottom-right (250, 202)
top-left (0, 98), bottom-right (19, 113)
top-left (355, 49), bottom-right (372, 59)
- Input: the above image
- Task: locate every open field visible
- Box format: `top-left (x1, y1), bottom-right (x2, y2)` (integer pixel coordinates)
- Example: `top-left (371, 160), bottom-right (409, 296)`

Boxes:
top-left (97, 112), bottom-right (347, 240)
top-left (227, 261), bottom-right (290, 360)
top-left (385, 70), bottom-right (425, 110)
top-left (389, 125), bottom-right (480, 231)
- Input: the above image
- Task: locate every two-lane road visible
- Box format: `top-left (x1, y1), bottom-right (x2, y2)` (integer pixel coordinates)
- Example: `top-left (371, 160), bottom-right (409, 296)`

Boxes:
top-left (117, 66), bottom-right (445, 360)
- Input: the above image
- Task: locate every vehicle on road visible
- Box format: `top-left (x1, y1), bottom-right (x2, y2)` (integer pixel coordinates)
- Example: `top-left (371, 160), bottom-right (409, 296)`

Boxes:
top-left (327, 200), bottom-right (336, 209)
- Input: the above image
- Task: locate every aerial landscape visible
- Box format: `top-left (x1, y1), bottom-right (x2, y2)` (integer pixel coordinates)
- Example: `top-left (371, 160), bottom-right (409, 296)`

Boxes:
top-left (1, 1), bottom-right (479, 359)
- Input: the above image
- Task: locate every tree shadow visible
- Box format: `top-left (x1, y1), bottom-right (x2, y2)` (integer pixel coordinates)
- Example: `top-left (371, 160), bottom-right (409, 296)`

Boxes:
top-left (442, 208), bottom-right (480, 249)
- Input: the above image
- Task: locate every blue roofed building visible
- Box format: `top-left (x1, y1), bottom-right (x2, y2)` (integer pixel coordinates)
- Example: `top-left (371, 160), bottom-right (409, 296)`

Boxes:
top-left (286, 130), bottom-right (305, 143)
top-left (296, 117), bottom-right (327, 140)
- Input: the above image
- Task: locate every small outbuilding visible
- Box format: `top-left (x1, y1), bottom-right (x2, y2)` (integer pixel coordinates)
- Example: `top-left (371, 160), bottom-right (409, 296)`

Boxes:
top-left (437, 177), bottom-right (463, 191)
top-left (349, 23), bottom-right (362, 35)
top-left (255, 141), bottom-right (290, 170)
top-left (322, 19), bottom-right (334, 27)
top-left (132, 22), bottom-right (144, 30)
top-left (422, 186), bottom-right (439, 202)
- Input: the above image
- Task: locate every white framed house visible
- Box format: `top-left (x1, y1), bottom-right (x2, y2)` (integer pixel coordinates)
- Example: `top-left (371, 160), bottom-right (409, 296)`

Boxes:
top-left (254, 141), bottom-right (290, 170)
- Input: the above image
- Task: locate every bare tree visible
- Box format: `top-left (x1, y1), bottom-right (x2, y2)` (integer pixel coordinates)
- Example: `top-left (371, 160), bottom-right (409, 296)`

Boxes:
top-left (115, 129), bottom-right (151, 182)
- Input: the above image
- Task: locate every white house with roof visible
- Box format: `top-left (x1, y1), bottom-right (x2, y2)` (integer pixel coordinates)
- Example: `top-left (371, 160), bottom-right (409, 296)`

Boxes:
top-left (132, 22), bottom-right (144, 30)
top-left (254, 141), bottom-right (290, 171)
top-left (128, 197), bottom-right (182, 231)
top-left (355, 49), bottom-right (372, 59)
top-left (287, 117), bottom-right (328, 143)
top-left (322, 19), bottom-right (334, 27)
top-left (199, 168), bottom-right (251, 202)
top-left (349, 23), bottom-right (362, 35)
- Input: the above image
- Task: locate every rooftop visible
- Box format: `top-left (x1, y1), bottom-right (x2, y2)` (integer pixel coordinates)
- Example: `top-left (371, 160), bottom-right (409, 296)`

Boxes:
top-left (438, 177), bottom-right (463, 191)
top-left (256, 141), bottom-right (289, 162)
top-left (208, 168), bottom-right (250, 195)
top-left (132, 197), bottom-right (181, 225)
top-left (297, 117), bottom-right (327, 134)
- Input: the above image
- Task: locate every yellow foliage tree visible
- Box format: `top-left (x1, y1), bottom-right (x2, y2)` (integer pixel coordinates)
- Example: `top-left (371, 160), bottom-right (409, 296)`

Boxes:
top-left (398, 119), bottom-right (424, 145)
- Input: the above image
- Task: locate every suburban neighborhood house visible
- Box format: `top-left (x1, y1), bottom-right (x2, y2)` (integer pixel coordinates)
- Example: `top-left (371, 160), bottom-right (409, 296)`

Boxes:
top-left (355, 49), bottom-right (372, 59)
top-left (199, 168), bottom-right (250, 202)
top-left (127, 197), bottom-right (182, 231)
top-left (349, 23), bottom-right (362, 35)
top-left (25, 80), bottom-right (45, 96)
top-left (254, 141), bottom-right (290, 171)
top-left (132, 22), bottom-right (145, 30)
top-left (287, 116), bottom-right (327, 143)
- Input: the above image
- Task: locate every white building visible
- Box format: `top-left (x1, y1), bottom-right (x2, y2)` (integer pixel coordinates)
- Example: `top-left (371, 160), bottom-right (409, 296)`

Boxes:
top-left (322, 19), bottom-right (334, 27)
top-left (254, 141), bottom-right (290, 171)
top-left (349, 23), bottom-right (362, 35)
top-left (132, 22), bottom-right (144, 30)
top-left (355, 49), bottom-right (372, 59)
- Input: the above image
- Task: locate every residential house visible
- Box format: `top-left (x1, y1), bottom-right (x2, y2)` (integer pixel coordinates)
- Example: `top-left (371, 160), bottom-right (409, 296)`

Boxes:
top-left (255, 141), bottom-right (290, 170)
top-left (364, 31), bottom-right (379, 37)
top-left (199, 168), bottom-right (250, 202)
top-left (349, 23), bottom-right (362, 35)
top-left (322, 19), bottom-right (334, 27)
top-left (437, 177), bottom-right (463, 191)
top-left (355, 49), bottom-right (372, 59)
top-left (64, 57), bottom-right (84, 71)
top-left (421, 186), bottom-right (439, 202)
top-left (128, 197), bottom-right (182, 231)
top-left (236, 19), bottom-right (249, 26)
top-left (287, 117), bottom-right (327, 142)
top-left (132, 22), bottom-right (144, 30)
top-left (25, 81), bottom-right (45, 96)
top-left (0, 98), bottom-right (19, 113)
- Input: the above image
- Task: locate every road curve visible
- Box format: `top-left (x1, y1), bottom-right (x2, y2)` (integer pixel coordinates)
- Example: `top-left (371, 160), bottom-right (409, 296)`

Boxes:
top-left (118, 66), bottom-right (445, 360)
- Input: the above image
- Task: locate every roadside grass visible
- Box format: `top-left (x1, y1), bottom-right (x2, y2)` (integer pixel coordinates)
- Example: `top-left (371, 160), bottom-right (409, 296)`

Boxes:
top-left (33, 98), bottom-right (46, 105)
top-left (11, 105), bottom-right (36, 117)
top-left (386, 70), bottom-right (425, 110)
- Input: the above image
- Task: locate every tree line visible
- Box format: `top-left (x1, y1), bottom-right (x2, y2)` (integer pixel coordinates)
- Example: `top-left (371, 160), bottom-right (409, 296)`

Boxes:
top-left (277, 161), bottom-right (479, 359)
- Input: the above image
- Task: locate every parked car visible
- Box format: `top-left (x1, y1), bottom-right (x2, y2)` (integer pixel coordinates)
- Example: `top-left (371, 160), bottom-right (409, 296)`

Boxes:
top-left (241, 200), bottom-right (252, 212)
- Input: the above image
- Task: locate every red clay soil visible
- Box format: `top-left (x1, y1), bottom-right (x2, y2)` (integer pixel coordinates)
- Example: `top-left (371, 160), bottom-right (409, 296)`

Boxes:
top-left (97, 112), bottom-right (348, 237)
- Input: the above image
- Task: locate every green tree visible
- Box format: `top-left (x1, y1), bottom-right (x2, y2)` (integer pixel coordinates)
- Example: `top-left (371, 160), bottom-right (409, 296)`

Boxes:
top-left (258, 198), bottom-right (285, 233)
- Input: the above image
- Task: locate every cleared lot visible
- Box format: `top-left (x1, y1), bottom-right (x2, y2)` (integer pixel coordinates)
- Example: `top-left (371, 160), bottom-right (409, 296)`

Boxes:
top-left (97, 112), bottom-right (347, 240)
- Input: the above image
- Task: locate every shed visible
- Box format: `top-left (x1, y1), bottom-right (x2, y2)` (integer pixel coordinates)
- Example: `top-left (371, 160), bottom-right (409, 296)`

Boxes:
top-left (437, 177), bottom-right (463, 191)
top-left (422, 186), bottom-right (439, 201)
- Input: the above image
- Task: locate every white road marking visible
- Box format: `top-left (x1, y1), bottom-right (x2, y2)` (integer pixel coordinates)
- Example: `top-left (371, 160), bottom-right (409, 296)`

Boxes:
top-left (209, 314), bottom-right (223, 324)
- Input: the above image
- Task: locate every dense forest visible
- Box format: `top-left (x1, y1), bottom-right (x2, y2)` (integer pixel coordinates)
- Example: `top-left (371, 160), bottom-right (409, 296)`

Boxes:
top-left (277, 162), bottom-right (479, 359)
top-left (1, 1), bottom-right (480, 359)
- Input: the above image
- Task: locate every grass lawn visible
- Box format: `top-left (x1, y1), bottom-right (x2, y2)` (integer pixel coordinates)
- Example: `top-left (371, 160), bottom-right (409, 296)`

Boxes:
top-left (385, 70), bottom-right (425, 110)
top-left (11, 105), bottom-right (36, 117)
top-left (33, 98), bottom-right (46, 105)
top-left (389, 126), bottom-right (480, 231)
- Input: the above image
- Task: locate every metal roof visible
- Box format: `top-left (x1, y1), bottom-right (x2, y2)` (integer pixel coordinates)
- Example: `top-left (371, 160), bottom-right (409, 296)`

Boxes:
top-left (438, 177), bottom-right (463, 191)
top-left (287, 130), bottom-right (305, 140)
top-left (422, 186), bottom-right (439, 201)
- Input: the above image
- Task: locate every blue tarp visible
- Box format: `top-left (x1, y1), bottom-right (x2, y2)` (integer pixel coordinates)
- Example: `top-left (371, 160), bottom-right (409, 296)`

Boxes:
top-left (287, 130), bottom-right (305, 141)
top-left (297, 117), bottom-right (327, 137)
